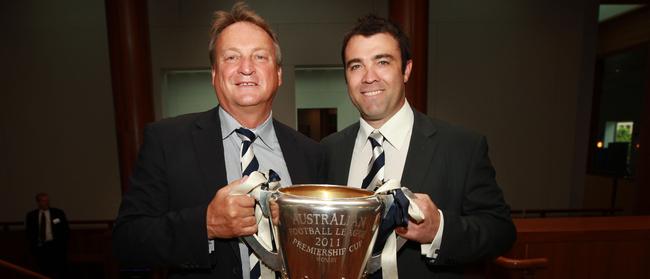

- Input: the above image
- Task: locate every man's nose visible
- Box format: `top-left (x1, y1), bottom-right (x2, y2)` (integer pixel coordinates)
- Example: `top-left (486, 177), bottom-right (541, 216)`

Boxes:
top-left (238, 57), bottom-right (254, 75)
top-left (362, 68), bottom-right (378, 83)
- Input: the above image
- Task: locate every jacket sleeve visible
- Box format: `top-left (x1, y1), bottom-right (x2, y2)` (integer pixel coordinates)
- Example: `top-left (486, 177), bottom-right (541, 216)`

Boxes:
top-left (434, 136), bottom-right (516, 265)
top-left (112, 125), bottom-right (214, 270)
top-left (56, 209), bottom-right (70, 242)
top-left (25, 212), bottom-right (37, 250)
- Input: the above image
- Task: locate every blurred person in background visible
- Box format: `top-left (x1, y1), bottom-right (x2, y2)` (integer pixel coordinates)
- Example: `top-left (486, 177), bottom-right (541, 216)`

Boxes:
top-left (25, 192), bottom-right (69, 278)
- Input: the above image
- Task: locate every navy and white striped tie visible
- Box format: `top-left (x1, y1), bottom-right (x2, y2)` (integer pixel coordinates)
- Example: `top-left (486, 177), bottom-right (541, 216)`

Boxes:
top-left (235, 128), bottom-right (261, 278)
top-left (236, 128), bottom-right (259, 176)
top-left (361, 131), bottom-right (385, 190)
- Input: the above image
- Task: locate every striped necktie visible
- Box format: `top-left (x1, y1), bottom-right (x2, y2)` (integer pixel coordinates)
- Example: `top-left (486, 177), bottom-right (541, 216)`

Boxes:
top-left (235, 128), bottom-right (261, 278)
top-left (236, 128), bottom-right (259, 176)
top-left (361, 131), bottom-right (385, 190)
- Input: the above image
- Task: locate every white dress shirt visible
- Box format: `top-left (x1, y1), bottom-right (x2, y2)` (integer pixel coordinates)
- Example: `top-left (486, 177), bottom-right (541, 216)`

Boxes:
top-left (219, 107), bottom-right (293, 187)
top-left (218, 107), bottom-right (292, 279)
top-left (347, 101), bottom-right (443, 259)
top-left (39, 209), bottom-right (53, 242)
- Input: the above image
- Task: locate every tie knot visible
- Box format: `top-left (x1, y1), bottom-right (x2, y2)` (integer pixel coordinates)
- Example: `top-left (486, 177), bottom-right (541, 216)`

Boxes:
top-left (235, 128), bottom-right (256, 142)
top-left (368, 131), bottom-right (384, 147)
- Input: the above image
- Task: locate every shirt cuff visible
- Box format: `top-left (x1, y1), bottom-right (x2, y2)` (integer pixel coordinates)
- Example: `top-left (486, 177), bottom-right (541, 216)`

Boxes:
top-left (420, 209), bottom-right (444, 259)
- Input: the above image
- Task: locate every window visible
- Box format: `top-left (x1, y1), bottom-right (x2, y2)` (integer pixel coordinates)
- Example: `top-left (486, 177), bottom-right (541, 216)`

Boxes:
top-left (588, 44), bottom-right (647, 176)
top-left (161, 69), bottom-right (216, 118)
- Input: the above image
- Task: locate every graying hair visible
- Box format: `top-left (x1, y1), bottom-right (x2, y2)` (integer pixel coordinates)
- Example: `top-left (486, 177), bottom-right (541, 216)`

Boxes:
top-left (208, 2), bottom-right (282, 67)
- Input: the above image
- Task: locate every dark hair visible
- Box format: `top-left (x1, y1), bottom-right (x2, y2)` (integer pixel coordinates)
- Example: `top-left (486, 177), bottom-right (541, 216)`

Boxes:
top-left (208, 2), bottom-right (281, 67)
top-left (35, 193), bottom-right (48, 201)
top-left (341, 14), bottom-right (411, 73)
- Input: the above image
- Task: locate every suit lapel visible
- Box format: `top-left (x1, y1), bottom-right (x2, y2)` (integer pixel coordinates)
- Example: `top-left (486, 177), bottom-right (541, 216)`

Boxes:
top-left (191, 108), bottom-right (241, 260)
top-left (192, 107), bottom-right (228, 196)
top-left (401, 111), bottom-right (438, 193)
top-left (274, 119), bottom-right (309, 184)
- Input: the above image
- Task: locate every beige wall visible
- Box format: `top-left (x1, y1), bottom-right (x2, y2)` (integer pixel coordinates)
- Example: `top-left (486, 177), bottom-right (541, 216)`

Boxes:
top-left (427, 0), bottom-right (598, 209)
top-left (0, 0), bottom-right (121, 221)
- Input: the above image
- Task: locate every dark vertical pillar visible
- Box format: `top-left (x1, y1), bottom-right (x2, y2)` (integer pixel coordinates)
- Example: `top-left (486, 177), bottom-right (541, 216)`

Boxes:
top-left (105, 0), bottom-right (155, 193)
top-left (389, 0), bottom-right (429, 113)
top-left (636, 44), bottom-right (650, 214)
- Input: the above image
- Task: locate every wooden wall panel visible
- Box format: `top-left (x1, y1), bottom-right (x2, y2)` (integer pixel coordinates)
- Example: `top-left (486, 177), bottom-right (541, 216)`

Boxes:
top-left (499, 216), bottom-right (650, 278)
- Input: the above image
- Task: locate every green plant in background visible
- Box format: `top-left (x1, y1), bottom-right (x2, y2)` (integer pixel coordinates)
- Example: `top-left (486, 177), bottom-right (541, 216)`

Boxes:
top-left (615, 123), bottom-right (632, 142)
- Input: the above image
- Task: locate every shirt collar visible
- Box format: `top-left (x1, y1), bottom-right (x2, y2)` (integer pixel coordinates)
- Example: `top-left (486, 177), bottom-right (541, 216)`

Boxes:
top-left (219, 107), bottom-right (274, 149)
top-left (359, 100), bottom-right (414, 150)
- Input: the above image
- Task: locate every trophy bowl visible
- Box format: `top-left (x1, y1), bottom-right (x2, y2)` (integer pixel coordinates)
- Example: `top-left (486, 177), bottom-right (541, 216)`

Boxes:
top-left (243, 184), bottom-right (384, 279)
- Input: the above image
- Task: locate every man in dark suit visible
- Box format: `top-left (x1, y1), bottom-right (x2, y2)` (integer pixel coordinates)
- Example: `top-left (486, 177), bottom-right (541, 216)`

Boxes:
top-left (322, 15), bottom-right (516, 278)
top-left (25, 193), bottom-right (69, 278)
top-left (113, 3), bottom-right (323, 279)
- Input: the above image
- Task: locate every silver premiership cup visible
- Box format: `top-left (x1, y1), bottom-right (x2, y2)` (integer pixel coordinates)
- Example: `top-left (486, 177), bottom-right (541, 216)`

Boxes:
top-left (243, 184), bottom-right (384, 279)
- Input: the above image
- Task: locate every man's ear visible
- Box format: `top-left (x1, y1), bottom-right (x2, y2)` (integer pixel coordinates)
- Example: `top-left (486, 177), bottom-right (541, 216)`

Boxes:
top-left (403, 59), bottom-right (413, 83)
top-left (277, 67), bottom-right (283, 87)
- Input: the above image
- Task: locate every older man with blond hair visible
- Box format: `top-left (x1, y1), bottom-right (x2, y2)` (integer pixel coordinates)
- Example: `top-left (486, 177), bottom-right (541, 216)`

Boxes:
top-left (114, 3), bottom-right (324, 279)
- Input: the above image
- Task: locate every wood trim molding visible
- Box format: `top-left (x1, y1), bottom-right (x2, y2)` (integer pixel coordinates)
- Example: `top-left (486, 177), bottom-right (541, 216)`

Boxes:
top-left (0, 259), bottom-right (49, 279)
top-left (494, 256), bottom-right (548, 270)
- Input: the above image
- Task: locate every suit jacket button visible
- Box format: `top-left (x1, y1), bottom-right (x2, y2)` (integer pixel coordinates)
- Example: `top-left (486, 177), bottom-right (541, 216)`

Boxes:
top-left (233, 267), bottom-right (240, 275)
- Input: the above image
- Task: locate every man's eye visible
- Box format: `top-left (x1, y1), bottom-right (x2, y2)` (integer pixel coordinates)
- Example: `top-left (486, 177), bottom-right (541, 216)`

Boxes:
top-left (378, 60), bottom-right (389, 65)
top-left (349, 64), bottom-right (361, 71)
top-left (255, 55), bottom-right (268, 61)
top-left (225, 55), bottom-right (238, 62)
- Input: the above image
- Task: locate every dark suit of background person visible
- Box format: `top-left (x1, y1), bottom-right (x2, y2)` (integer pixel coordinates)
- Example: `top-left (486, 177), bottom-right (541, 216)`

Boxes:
top-left (322, 15), bottom-right (516, 278)
top-left (113, 3), bottom-right (324, 279)
top-left (25, 194), bottom-right (69, 278)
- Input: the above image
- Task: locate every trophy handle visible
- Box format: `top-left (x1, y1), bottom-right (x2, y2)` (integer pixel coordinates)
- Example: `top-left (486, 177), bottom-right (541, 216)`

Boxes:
top-left (241, 234), bottom-right (283, 271)
top-left (241, 190), bottom-right (284, 272)
top-left (228, 172), bottom-right (284, 272)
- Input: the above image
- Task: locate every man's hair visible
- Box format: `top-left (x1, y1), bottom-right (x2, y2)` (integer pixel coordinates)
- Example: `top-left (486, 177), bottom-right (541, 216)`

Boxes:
top-left (208, 2), bottom-right (281, 67)
top-left (35, 193), bottom-right (48, 201)
top-left (341, 14), bottom-right (411, 73)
